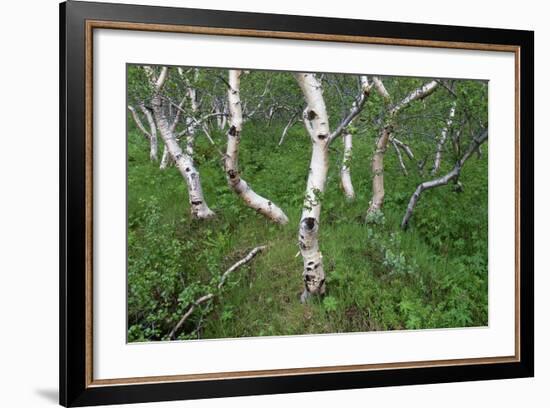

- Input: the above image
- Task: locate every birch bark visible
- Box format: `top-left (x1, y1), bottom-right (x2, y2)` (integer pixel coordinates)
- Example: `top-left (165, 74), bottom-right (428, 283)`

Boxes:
top-left (148, 67), bottom-right (215, 219)
top-left (224, 70), bottom-right (289, 225)
top-left (340, 132), bottom-right (355, 199)
top-left (368, 80), bottom-right (438, 214)
top-left (294, 73), bottom-right (331, 301)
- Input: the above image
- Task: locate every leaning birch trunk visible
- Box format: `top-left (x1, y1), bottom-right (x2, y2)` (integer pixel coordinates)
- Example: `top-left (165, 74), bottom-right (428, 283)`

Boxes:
top-left (148, 67), bottom-right (215, 219)
top-left (401, 129), bottom-right (488, 229)
top-left (224, 70), bottom-right (289, 225)
top-left (368, 80), bottom-right (439, 214)
top-left (340, 132), bottom-right (355, 199)
top-left (432, 101), bottom-right (456, 175)
top-left (295, 73), bottom-right (331, 302)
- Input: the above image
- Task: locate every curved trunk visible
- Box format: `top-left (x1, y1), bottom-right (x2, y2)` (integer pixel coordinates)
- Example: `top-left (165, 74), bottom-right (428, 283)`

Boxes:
top-left (340, 132), bottom-right (355, 199)
top-left (295, 73), bottom-right (331, 302)
top-left (225, 70), bottom-right (289, 225)
top-left (151, 93), bottom-right (215, 219)
top-left (367, 80), bottom-right (438, 215)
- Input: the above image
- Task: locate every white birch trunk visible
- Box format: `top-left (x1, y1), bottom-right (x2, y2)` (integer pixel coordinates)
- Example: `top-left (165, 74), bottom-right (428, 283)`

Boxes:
top-left (368, 126), bottom-right (392, 213)
top-left (432, 101), bottom-right (456, 174)
top-left (224, 70), bottom-right (289, 225)
top-left (147, 67), bottom-right (215, 219)
top-left (340, 132), bottom-right (355, 199)
top-left (295, 73), bottom-right (331, 301)
top-left (185, 87), bottom-right (199, 156)
top-left (185, 117), bottom-right (196, 156)
top-left (152, 94), bottom-right (215, 219)
top-left (368, 80), bottom-right (438, 214)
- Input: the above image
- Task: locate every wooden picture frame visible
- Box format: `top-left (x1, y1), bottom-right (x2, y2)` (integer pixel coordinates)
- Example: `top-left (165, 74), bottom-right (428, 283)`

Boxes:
top-left (60, 1), bottom-right (534, 406)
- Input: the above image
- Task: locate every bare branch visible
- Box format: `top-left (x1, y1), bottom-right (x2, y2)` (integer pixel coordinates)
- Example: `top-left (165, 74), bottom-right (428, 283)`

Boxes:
top-left (128, 105), bottom-right (151, 139)
top-left (390, 80), bottom-right (438, 115)
top-left (392, 139), bottom-right (408, 176)
top-left (169, 245), bottom-right (267, 340)
top-left (391, 137), bottom-right (415, 160)
top-left (372, 76), bottom-right (391, 102)
top-left (401, 129), bottom-right (488, 229)
top-left (278, 111), bottom-right (300, 146)
top-left (218, 245), bottom-right (267, 288)
top-left (328, 75), bottom-right (373, 143)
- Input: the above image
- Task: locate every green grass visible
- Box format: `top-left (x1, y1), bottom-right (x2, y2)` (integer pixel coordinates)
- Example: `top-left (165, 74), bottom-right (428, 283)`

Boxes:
top-left (127, 119), bottom-right (488, 342)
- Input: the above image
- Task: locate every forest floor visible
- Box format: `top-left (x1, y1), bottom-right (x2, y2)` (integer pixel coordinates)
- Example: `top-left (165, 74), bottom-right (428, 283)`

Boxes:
top-left (127, 121), bottom-right (488, 342)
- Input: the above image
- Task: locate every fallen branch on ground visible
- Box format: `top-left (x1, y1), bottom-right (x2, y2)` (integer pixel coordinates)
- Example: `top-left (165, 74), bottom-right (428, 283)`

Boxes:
top-left (168, 245), bottom-right (267, 340)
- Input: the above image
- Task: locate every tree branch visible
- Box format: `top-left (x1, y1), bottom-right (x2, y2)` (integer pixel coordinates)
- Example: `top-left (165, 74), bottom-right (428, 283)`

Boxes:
top-left (401, 129), bottom-right (488, 229)
top-left (328, 75), bottom-right (373, 143)
top-left (128, 105), bottom-right (151, 139)
top-left (169, 245), bottom-right (267, 340)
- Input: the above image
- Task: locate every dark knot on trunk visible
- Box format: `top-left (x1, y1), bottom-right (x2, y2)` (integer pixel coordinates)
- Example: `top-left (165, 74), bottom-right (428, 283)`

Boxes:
top-left (302, 217), bottom-right (316, 231)
top-left (307, 110), bottom-right (318, 120)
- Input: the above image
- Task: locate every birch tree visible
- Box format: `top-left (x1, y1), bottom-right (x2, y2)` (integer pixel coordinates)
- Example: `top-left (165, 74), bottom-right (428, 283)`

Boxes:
top-left (294, 73), bottom-right (331, 301)
top-left (146, 66), bottom-right (215, 219)
top-left (224, 70), bottom-right (289, 224)
top-left (294, 73), bottom-right (372, 301)
top-left (367, 78), bottom-right (439, 214)
top-left (401, 128), bottom-right (488, 229)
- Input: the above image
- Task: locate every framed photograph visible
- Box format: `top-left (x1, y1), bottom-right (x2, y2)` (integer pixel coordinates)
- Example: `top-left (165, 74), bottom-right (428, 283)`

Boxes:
top-left (60, 1), bottom-right (534, 406)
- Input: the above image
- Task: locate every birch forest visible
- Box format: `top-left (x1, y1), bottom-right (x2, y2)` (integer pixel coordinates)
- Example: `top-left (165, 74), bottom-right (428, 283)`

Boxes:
top-left (127, 65), bottom-right (488, 342)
